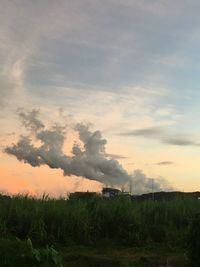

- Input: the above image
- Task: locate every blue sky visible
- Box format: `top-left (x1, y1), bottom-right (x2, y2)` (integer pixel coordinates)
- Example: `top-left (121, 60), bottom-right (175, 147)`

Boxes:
top-left (0, 0), bottom-right (200, 194)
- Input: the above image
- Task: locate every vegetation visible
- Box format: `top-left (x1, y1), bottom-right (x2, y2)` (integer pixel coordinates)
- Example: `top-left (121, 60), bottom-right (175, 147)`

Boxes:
top-left (188, 213), bottom-right (200, 267)
top-left (0, 193), bottom-right (199, 266)
top-left (0, 238), bottom-right (62, 267)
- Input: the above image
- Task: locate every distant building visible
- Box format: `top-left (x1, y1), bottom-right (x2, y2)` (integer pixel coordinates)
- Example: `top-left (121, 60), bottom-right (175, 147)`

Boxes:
top-left (102, 187), bottom-right (120, 198)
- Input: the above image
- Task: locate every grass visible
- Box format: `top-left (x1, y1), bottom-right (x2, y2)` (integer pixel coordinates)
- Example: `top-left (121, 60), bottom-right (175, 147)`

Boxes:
top-left (0, 193), bottom-right (199, 266)
top-left (60, 245), bottom-right (187, 267)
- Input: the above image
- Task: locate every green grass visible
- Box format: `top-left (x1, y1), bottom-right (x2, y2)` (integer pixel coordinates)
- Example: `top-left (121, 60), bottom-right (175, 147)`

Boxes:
top-left (0, 194), bottom-right (199, 247)
top-left (0, 193), bottom-right (199, 266)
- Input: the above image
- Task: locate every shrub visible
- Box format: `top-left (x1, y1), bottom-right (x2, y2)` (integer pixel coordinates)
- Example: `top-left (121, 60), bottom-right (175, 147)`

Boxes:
top-left (0, 238), bottom-right (63, 267)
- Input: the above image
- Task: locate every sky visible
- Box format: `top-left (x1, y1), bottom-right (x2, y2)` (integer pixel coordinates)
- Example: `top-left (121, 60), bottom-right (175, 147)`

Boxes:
top-left (0, 0), bottom-right (200, 196)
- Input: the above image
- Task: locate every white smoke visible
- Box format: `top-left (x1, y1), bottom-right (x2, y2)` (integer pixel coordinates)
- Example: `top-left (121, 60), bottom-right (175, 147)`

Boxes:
top-left (5, 110), bottom-right (172, 192)
top-left (131, 169), bottom-right (173, 195)
top-left (5, 110), bottom-right (130, 186)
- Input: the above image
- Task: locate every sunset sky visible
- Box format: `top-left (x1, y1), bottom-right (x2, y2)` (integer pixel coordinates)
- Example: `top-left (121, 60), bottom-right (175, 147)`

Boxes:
top-left (0, 0), bottom-right (200, 196)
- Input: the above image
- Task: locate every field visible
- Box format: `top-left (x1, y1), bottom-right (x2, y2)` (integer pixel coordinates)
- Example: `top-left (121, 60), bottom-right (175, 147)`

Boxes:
top-left (0, 193), bottom-right (199, 266)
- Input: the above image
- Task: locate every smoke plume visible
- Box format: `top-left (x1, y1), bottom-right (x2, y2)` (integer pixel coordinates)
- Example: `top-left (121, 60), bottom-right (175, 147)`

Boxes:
top-left (131, 169), bottom-right (173, 195)
top-left (5, 110), bottom-right (172, 192)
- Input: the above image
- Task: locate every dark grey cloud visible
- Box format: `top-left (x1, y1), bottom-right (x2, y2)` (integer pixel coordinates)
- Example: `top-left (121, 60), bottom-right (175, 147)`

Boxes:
top-left (5, 110), bottom-right (172, 193)
top-left (120, 126), bottom-right (200, 147)
top-left (163, 138), bottom-right (200, 146)
top-left (121, 127), bottom-right (163, 137)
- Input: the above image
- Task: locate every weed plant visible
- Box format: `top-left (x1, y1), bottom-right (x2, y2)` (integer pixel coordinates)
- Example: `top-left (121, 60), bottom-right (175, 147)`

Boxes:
top-left (0, 194), bottom-right (199, 249)
top-left (0, 237), bottom-right (63, 267)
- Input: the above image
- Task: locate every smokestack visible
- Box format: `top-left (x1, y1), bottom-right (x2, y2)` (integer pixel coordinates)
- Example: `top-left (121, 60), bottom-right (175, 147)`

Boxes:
top-left (129, 180), bottom-right (132, 195)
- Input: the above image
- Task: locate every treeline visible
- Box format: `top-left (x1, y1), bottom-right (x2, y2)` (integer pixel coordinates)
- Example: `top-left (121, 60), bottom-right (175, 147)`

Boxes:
top-left (0, 194), bottom-right (200, 266)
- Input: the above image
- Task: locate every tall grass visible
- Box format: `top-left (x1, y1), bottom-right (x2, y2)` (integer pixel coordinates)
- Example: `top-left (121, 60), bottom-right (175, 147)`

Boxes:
top-left (0, 194), bottom-right (199, 249)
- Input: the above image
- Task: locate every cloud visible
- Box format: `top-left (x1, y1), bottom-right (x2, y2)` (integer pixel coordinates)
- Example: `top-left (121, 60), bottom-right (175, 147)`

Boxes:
top-left (156, 161), bottom-right (175, 166)
top-left (121, 127), bottom-right (163, 137)
top-left (120, 126), bottom-right (200, 147)
top-left (105, 153), bottom-right (127, 159)
top-left (5, 110), bottom-right (172, 193)
top-left (0, 74), bottom-right (15, 108)
top-left (1, 0), bottom-right (196, 95)
top-left (1, 0), bottom-right (200, 102)
top-left (163, 138), bottom-right (200, 147)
